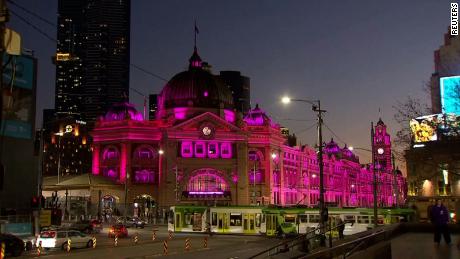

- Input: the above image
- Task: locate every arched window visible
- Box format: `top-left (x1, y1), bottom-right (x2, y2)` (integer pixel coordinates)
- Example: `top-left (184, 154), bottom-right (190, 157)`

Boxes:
top-left (133, 145), bottom-right (155, 159)
top-left (103, 146), bottom-right (119, 160)
top-left (187, 170), bottom-right (228, 193)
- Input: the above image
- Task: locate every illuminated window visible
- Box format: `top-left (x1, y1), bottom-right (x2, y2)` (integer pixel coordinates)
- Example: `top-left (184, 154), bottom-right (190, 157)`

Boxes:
top-left (194, 142), bottom-right (206, 158)
top-left (208, 142), bottom-right (219, 158)
top-left (181, 142), bottom-right (193, 158)
top-left (103, 146), bottom-right (119, 160)
top-left (221, 143), bottom-right (232, 158)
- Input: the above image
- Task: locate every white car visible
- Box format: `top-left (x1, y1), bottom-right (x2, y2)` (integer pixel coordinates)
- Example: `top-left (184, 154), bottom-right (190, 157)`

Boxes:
top-left (36, 230), bottom-right (94, 250)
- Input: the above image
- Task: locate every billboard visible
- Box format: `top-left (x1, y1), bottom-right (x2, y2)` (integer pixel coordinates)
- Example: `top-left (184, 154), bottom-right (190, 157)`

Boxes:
top-left (410, 113), bottom-right (460, 143)
top-left (1, 53), bottom-right (36, 139)
top-left (440, 76), bottom-right (460, 114)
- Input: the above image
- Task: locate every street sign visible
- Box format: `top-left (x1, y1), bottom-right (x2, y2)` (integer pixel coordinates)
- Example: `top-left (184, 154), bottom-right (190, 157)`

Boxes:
top-left (40, 209), bottom-right (52, 227)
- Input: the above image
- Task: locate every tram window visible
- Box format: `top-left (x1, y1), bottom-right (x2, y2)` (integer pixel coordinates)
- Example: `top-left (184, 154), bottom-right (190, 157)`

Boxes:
top-left (309, 214), bottom-right (320, 223)
top-left (185, 213), bottom-right (193, 225)
top-left (299, 215), bottom-right (308, 223)
top-left (357, 216), bottom-right (370, 224)
top-left (212, 212), bottom-right (217, 226)
top-left (261, 214), bottom-right (265, 223)
top-left (285, 215), bottom-right (296, 223)
top-left (168, 210), bottom-right (174, 224)
top-left (230, 213), bottom-right (242, 226)
top-left (344, 215), bottom-right (355, 224)
top-left (256, 214), bottom-right (261, 227)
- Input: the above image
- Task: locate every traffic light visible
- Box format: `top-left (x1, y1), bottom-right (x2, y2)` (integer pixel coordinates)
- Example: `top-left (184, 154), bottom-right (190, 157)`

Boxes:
top-left (31, 196), bottom-right (39, 208)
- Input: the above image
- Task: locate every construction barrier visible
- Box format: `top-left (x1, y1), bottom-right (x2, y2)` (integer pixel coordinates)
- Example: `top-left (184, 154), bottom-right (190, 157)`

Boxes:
top-left (114, 235), bottom-right (118, 247)
top-left (163, 240), bottom-right (168, 255)
top-left (37, 241), bottom-right (42, 256)
top-left (168, 230), bottom-right (173, 240)
top-left (66, 239), bottom-right (71, 252)
top-left (134, 233), bottom-right (139, 245)
top-left (203, 237), bottom-right (208, 248)
top-left (1, 242), bottom-right (5, 259)
top-left (92, 236), bottom-right (97, 248)
top-left (185, 238), bottom-right (191, 251)
top-left (152, 230), bottom-right (157, 241)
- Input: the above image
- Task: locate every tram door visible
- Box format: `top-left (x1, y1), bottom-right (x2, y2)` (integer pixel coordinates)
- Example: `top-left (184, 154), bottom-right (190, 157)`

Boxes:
top-left (175, 212), bottom-right (182, 231)
top-left (266, 214), bottom-right (277, 236)
top-left (217, 212), bottom-right (228, 233)
top-left (243, 214), bottom-right (256, 234)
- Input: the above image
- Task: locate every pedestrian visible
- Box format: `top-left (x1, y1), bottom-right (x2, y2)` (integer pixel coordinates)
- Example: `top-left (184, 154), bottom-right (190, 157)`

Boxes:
top-left (336, 216), bottom-right (345, 239)
top-left (430, 199), bottom-right (451, 245)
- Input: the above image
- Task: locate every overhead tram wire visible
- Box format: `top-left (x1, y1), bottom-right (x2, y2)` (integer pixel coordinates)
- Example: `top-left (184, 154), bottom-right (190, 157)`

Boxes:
top-left (7, 0), bottom-right (55, 27)
top-left (323, 122), bottom-right (348, 146)
top-left (9, 7), bottom-right (167, 83)
top-left (9, 9), bottom-right (56, 42)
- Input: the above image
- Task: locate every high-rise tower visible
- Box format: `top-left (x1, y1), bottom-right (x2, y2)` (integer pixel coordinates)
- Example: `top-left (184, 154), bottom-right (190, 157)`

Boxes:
top-left (55, 0), bottom-right (86, 116)
top-left (54, 0), bottom-right (131, 124)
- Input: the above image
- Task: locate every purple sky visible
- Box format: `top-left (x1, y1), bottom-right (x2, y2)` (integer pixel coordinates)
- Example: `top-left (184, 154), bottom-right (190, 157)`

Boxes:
top-left (8, 0), bottom-right (452, 164)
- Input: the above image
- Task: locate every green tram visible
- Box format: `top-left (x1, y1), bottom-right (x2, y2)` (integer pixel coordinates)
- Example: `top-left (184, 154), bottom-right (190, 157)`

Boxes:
top-left (168, 206), bottom-right (415, 236)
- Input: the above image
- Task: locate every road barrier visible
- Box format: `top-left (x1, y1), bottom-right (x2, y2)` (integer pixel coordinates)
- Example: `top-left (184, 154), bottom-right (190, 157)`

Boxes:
top-left (163, 240), bottom-right (168, 255)
top-left (114, 235), bottom-right (118, 247)
top-left (203, 237), bottom-right (208, 248)
top-left (1, 242), bottom-right (5, 259)
top-left (152, 230), bottom-right (157, 241)
top-left (37, 241), bottom-right (42, 256)
top-left (66, 239), bottom-right (71, 252)
top-left (92, 236), bottom-right (97, 248)
top-left (134, 233), bottom-right (139, 245)
top-left (185, 238), bottom-right (191, 251)
top-left (168, 230), bottom-right (173, 240)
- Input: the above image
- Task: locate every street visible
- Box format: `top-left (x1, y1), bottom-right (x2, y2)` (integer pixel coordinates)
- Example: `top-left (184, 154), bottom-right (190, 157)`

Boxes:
top-left (18, 225), bottom-right (282, 259)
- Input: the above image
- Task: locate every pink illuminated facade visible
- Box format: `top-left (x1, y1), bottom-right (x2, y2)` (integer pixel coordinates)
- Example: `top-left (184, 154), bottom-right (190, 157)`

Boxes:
top-left (91, 48), bottom-right (406, 215)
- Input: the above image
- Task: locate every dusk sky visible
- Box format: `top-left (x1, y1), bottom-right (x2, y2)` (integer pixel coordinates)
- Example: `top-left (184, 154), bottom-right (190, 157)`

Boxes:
top-left (8, 0), bottom-right (453, 165)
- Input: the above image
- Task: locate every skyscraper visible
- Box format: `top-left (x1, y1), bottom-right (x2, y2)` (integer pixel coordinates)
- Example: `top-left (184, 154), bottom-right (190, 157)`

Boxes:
top-left (218, 71), bottom-right (250, 115)
top-left (84, 0), bottom-right (130, 123)
top-left (54, 0), bottom-right (130, 123)
top-left (55, 0), bottom-right (86, 116)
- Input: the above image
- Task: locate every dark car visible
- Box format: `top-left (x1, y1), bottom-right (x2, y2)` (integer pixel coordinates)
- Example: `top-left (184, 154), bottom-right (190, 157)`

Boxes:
top-left (71, 219), bottom-right (103, 233)
top-left (116, 217), bottom-right (146, 228)
top-left (108, 224), bottom-right (128, 238)
top-left (0, 233), bottom-right (24, 257)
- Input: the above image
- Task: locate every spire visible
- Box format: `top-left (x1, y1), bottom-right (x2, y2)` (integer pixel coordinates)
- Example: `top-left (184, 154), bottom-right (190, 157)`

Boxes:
top-left (189, 46), bottom-right (202, 69)
top-left (189, 21), bottom-right (202, 69)
top-left (377, 117), bottom-right (385, 126)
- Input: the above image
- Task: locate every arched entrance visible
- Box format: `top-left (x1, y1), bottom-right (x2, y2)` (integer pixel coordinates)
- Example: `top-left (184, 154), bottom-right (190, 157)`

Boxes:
top-left (183, 168), bottom-right (231, 205)
top-left (133, 194), bottom-right (155, 222)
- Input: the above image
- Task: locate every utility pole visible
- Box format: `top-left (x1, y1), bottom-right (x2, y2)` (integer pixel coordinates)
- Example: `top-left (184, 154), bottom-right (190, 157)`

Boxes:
top-left (175, 166), bottom-right (178, 202)
top-left (316, 100), bottom-right (327, 243)
top-left (371, 122), bottom-right (378, 227)
top-left (36, 129), bottom-right (44, 234)
top-left (253, 161), bottom-right (256, 205)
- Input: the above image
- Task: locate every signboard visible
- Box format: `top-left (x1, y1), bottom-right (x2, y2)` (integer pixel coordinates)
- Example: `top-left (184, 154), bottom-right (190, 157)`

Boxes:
top-left (1, 53), bottom-right (36, 139)
top-left (410, 113), bottom-right (460, 143)
top-left (440, 76), bottom-right (460, 114)
top-left (40, 209), bottom-right (52, 227)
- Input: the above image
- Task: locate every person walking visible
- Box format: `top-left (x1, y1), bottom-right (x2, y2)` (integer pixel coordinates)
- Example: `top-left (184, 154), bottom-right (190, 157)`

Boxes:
top-left (336, 216), bottom-right (345, 239)
top-left (430, 200), bottom-right (451, 245)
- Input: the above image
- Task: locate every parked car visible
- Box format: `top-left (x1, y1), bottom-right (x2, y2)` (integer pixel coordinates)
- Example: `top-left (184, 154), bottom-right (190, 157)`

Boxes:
top-left (36, 230), bottom-right (94, 250)
top-left (0, 233), bottom-right (24, 257)
top-left (71, 219), bottom-right (103, 233)
top-left (108, 224), bottom-right (128, 238)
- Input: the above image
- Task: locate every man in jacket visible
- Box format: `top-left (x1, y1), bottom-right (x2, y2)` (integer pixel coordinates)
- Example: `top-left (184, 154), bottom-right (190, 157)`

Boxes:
top-left (431, 200), bottom-right (451, 245)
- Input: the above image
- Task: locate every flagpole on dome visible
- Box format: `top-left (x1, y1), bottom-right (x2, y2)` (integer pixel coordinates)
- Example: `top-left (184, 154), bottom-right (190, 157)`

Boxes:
top-left (194, 19), bottom-right (199, 50)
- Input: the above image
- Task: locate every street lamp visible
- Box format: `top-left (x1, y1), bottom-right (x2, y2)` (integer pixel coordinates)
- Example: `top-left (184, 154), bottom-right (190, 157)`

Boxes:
top-left (347, 141), bottom-right (378, 228)
top-left (54, 132), bottom-right (64, 184)
top-left (281, 95), bottom-right (327, 242)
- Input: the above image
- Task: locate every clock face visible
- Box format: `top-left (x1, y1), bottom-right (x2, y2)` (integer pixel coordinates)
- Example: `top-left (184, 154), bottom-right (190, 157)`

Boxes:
top-left (200, 123), bottom-right (215, 139)
top-left (202, 126), bottom-right (212, 136)
top-left (377, 148), bottom-right (384, 155)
